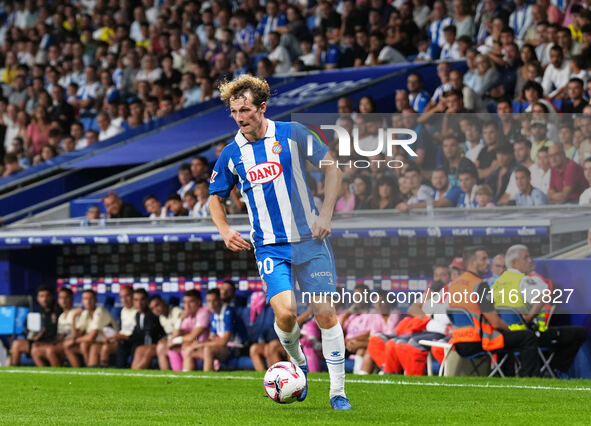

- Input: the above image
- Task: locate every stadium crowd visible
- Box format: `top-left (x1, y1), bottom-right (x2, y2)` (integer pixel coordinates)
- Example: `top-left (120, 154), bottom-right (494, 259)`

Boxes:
top-left (0, 0), bottom-right (590, 209)
top-left (5, 243), bottom-right (586, 377)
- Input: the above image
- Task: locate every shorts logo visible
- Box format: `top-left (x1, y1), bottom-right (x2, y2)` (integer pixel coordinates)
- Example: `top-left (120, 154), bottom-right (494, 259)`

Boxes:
top-left (272, 141), bottom-right (282, 154)
top-left (210, 171), bottom-right (218, 183)
top-left (246, 162), bottom-right (283, 184)
top-left (311, 271), bottom-right (332, 278)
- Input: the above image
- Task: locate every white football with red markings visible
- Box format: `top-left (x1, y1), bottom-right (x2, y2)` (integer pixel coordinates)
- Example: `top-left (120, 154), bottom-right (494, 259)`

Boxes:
top-left (263, 361), bottom-right (306, 404)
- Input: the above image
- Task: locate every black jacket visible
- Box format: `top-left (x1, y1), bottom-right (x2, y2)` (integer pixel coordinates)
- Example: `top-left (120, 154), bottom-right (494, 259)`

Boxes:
top-left (130, 310), bottom-right (166, 346)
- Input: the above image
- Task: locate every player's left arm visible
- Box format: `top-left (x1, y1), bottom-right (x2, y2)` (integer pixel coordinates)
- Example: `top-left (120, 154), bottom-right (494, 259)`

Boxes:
top-left (313, 150), bottom-right (342, 239)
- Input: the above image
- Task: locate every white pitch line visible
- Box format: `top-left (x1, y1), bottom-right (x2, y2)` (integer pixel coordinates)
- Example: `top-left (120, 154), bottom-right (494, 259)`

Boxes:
top-left (1, 369), bottom-right (591, 392)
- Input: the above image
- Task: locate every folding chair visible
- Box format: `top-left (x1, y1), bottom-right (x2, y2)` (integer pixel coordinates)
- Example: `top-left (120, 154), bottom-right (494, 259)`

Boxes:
top-left (496, 307), bottom-right (556, 378)
top-left (418, 339), bottom-right (452, 376)
top-left (447, 308), bottom-right (508, 377)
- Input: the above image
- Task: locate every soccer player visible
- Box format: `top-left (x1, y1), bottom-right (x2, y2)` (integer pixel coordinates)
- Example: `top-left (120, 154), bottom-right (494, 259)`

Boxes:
top-left (209, 75), bottom-right (351, 410)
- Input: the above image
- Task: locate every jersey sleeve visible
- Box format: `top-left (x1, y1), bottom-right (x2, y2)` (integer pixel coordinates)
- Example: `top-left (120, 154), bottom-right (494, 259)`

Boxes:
top-left (291, 122), bottom-right (329, 167)
top-left (209, 146), bottom-right (239, 198)
top-left (223, 308), bottom-right (235, 334)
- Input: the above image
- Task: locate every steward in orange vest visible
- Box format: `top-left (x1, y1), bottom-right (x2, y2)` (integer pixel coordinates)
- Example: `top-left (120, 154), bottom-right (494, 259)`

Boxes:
top-left (447, 246), bottom-right (540, 377)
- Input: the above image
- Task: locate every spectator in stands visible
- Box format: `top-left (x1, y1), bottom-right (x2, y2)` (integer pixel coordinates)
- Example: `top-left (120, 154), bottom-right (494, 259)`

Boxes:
top-left (165, 290), bottom-right (210, 371)
top-left (143, 194), bottom-right (164, 218)
top-left (10, 285), bottom-right (61, 367)
top-left (448, 246), bottom-right (540, 377)
top-left (353, 175), bottom-right (373, 210)
top-left (193, 179), bottom-right (211, 218)
top-left (267, 31), bottom-right (291, 74)
top-left (2, 153), bottom-right (23, 177)
top-left (485, 144), bottom-right (517, 201)
top-left (365, 31), bottom-right (406, 66)
top-left (396, 165), bottom-right (433, 211)
top-left (440, 25), bottom-right (461, 60)
top-left (530, 146), bottom-right (552, 194)
top-left (336, 177), bottom-right (355, 212)
top-left (477, 121), bottom-right (501, 180)
top-left (64, 289), bottom-right (118, 368)
top-left (475, 184), bottom-right (496, 208)
top-left (511, 165), bottom-right (550, 206)
top-left (176, 163), bottom-right (195, 198)
top-left (562, 78), bottom-right (587, 115)
top-left (542, 45), bottom-right (571, 98)
top-left (84, 130), bottom-right (99, 147)
top-left (191, 156), bottom-right (209, 181)
top-left (312, 31), bottom-right (340, 70)
top-left (494, 245), bottom-right (586, 377)
top-left (97, 111), bottom-right (123, 141)
top-left (457, 168), bottom-right (478, 208)
top-left (183, 288), bottom-right (242, 372)
top-left (406, 73), bottom-right (429, 113)
top-left (163, 193), bottom-right (189, 217)
top-left (579, 159), bottom-right (591, 205)
top-left (441, 136), bottom-right (473, 187)
top-left (85, 205), bottom-right (101, 220)
top-left (127, 288), bottom-right (167, 370)
top-left (103, 192), bottom-right (142, 219)
top-left (431, 167), bottom-right (462, 207)
top-left (548, 142), bottom-right (589, 204)
top-left (180, 72), bottom-right (202, 108)
top-left (25, 106), bottom-right (50, 156)
top-left (371, 176), bottom-right (399, 210)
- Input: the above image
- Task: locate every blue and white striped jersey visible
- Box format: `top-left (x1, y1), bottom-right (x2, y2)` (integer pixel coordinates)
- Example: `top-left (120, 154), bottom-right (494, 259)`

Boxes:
top-left (209, 119), bottom-right (328, 247)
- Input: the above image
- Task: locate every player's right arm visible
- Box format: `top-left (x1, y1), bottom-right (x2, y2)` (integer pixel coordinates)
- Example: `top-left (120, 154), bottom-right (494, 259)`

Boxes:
top-left (210, 195), bottom-right (251, 252)
top-left (209, 146), bottom-right (251, 252)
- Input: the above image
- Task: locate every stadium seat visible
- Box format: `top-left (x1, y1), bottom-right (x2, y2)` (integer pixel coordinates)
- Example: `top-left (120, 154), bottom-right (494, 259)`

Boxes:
top-left (496, 308), bottom-right (556, 378)
top-left (446, 308), bottom-right (509, 377)
top-left (418, 339), bottom-right (452, 376)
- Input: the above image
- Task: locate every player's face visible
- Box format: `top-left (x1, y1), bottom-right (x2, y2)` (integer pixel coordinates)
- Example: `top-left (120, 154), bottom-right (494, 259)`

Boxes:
top-left (37, 290), bottom-right (53, 310)
top-left (229, 91), bottom-right (267, 141)
top-left (58, 291), bottom-right (73, 310)
top-left (206, 294), bottom-right (222, 313)
top-left (183, 296), bottom-right (200, 315)
top-left (120, 288), bottom-right (133, 308)
top-left (133, 293), bottom-right (148, 312)
top-left (82, 292), bottom-right (96, 310)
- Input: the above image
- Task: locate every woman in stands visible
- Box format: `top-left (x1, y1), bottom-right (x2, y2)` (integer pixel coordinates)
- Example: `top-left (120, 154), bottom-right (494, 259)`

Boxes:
top-left (24, 105), bottom-right (50, 157)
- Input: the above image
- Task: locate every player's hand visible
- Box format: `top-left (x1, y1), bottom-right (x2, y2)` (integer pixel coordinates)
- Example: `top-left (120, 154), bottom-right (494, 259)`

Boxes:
top-left (312, 214), bottom-right (331, 240)
top-left (221, 227), bottom-right (251, 252)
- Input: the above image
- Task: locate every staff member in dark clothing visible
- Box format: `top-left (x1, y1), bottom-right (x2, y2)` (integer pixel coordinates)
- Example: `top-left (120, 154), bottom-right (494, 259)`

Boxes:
top-left (10, 285), bottom-right (62, 366)
top-left (128, 289), bottom-right (167, 369)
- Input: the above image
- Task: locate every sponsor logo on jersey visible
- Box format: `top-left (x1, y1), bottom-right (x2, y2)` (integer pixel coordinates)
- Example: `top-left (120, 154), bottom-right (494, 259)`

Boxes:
top-left (246, 161), bottom-right (283, 184)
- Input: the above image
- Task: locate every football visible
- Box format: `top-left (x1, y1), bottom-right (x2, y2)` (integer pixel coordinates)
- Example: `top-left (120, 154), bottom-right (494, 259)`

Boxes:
top-left (263, 362), bottom-right (307, 404)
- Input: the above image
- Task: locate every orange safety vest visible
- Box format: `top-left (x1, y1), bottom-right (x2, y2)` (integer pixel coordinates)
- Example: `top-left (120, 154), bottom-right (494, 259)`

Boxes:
top-left (447, 271), bottom-right (504, 351)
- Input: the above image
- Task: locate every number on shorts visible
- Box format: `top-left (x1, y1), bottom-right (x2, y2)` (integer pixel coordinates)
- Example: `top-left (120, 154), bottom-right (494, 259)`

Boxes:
top-left (257, 257), bottom-right (274, 275)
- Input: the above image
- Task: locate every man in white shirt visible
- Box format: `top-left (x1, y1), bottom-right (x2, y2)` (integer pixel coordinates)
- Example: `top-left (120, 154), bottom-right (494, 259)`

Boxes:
top-left (396, 165), bottom-right (434, 211)
top-left (193, 179), bottom-right (211, 217)
top-left (463, 119), bottom-right (484, 163)
top-left (579, 159), bottom-right (591, 205)
top-left (541, 45), bottom-right (571, 98)
top-left (364, 31), bottom-right (406, 65)
top-left (97, 112), bottom-right (124, 141)
top-left (530, 146), bottom-right (552, 194)
top-left (267, 31), bottom-right (291, 74)
top-left (509, 0), bottom-right (533, 40)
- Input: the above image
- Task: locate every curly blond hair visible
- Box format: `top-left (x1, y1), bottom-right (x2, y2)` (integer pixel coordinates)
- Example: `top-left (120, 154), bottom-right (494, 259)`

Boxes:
top-left (219, 74), bottom-right (270, 107)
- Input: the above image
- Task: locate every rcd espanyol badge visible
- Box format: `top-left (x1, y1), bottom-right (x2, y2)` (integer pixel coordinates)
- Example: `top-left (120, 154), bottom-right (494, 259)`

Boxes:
top-left (272, 141), bottom-right (282, 154)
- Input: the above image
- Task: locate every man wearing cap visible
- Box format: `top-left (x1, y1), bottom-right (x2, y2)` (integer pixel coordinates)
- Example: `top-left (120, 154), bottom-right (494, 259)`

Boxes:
top-left (530, 119), bottom-right (553, 162)
top-left (548, 142), bottom-right (589, 204)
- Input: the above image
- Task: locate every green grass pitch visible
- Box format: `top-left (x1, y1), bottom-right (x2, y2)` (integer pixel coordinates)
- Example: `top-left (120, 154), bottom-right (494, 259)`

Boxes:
top-left (1, 368), bottom-right (591, 425)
